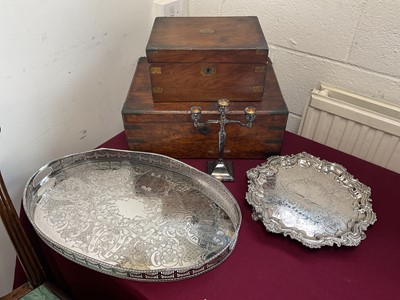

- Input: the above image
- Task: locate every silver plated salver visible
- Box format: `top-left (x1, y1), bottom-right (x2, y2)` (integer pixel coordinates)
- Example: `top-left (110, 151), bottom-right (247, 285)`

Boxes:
top-left (23, 149), bottom-right (241, 281)
top-left (246, 152), bottom-right (376, 248)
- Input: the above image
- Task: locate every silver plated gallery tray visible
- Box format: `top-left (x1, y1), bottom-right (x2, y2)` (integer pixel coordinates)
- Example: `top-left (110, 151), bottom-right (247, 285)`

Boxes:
top-left (246, 152), bottom-right (376, 248)
top-left (23, 149), bottom-right (241, 281)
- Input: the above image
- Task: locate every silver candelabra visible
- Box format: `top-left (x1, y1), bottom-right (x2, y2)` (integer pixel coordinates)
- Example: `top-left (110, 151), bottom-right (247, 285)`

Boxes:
top-left (190, 99), bottom-right (256, 181)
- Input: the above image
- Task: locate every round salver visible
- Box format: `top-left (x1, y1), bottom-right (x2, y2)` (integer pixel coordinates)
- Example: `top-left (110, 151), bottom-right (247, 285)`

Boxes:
top-left (246, 152), bottom-right (376, 248)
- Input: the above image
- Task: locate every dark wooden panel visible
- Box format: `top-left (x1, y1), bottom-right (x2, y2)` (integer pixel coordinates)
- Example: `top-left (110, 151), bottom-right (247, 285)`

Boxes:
top-left (149, 62), bottom-right (266, 102)
top-left (146, 17), bottom-right (268, 63)
top-left (0, 172), bottom-right (48, 292)
top-left (122, 57), bottom-right (288, 159)
top-left (123, 58), bottom-right (287, 115)
top-left (124, 118), bottom-right (286, 159)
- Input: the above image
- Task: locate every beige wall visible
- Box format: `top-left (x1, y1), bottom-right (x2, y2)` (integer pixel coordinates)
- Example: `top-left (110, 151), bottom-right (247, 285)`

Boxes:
top-left (188, 0), bottom-right (400, 132)
top-left (0, 1), bottom-right (153, 295)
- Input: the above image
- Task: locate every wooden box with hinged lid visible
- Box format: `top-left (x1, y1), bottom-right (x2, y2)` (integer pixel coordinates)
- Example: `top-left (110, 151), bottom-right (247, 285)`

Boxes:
top-left (121, 57), bottom-right (288, 159)
top-left (146, 16), bottom-right (269, 102)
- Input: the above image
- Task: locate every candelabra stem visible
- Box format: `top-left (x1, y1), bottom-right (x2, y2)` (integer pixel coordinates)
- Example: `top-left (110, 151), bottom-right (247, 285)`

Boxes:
top-left (208, 118), bottom-right (234, 181)
top-left (190, 99), bottom-right (255, 182)
top-left (218, 124), bottom-right (226, 161)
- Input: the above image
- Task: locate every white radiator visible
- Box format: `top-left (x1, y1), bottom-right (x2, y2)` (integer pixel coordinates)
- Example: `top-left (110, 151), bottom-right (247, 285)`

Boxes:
top-left (298, 82), bottom-right (400, 173)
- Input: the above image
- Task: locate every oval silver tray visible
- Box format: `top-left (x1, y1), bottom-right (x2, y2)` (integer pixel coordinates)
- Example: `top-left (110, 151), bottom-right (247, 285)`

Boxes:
top-left (246, 152), bottom-right (376, 248)
top-left (23, 149), bottom-right (241, 281)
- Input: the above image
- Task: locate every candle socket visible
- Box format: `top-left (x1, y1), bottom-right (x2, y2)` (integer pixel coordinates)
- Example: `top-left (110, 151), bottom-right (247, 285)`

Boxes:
top-left (189, 99), bottom-right (256, 181)
top-left (190, 106), bottom-right (202, 127)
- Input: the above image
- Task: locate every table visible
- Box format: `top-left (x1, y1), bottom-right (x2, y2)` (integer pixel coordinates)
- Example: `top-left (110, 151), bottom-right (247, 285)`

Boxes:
top-left (15, 131), bottom-right (400, 299)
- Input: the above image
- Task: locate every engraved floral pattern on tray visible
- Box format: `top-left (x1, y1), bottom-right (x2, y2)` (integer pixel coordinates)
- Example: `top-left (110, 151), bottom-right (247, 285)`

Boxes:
top-left (246, 152), bottom-right (376, 248)
top-left (24, 149), bottom-right (241, 281)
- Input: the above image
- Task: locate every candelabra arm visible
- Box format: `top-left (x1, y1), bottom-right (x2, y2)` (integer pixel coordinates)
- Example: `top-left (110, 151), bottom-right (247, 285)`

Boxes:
top-left (196, 119), bottom-right (219, 127)
top-left (189, 100), bottom-right (255, 182)
top-left (226, 119), bottom-right (252, 127)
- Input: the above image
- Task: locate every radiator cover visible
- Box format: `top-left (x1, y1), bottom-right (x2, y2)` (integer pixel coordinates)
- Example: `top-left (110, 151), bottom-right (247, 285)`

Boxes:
top-left (299, 82), bottom-right (400, 173)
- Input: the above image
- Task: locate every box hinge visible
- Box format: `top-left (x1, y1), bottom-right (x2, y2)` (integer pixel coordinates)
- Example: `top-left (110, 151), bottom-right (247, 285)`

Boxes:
top-left (255, 65), bottom-right (267, 73)
top-left (152, 87), bottom-right (163, 94)
top-left (150, 67), bottom-right (161, 74)
top-left (252, 86), bottom-right (264, 93)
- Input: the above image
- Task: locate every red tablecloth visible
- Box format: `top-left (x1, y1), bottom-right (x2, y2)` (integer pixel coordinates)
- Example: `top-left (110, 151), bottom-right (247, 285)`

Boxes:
top-left (15, 131), bottom-right (400, 299)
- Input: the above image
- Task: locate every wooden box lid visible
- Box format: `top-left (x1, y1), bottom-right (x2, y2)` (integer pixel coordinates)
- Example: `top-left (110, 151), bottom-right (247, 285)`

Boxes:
top-left (146, 16), bottom-right (268, 63)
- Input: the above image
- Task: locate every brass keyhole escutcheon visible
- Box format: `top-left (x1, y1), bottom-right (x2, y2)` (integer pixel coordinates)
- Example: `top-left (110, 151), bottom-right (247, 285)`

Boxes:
top-left (201, 66), bottom-right (216, 76)
top-left (199, 127), bottom-right (210, 135)
top-left (199, 28), bottom-right (216, 34)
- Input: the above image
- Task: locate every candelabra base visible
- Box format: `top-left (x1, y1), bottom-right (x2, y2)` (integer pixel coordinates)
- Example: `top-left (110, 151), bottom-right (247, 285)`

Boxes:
top-left (207, 160), bottom-right (234, 182)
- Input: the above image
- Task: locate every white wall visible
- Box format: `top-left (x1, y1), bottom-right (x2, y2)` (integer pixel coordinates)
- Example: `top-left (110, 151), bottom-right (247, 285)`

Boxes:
top-left (0, 1), bottom-right (153, 295)
top-left (188, 0), bottom-right (400, 132)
